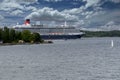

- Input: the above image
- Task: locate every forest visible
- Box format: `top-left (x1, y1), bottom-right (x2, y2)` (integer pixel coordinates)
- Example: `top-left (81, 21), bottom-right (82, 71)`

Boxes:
top-left (82, 30), bottom-right (120, 37)
top-left (0, 27), bottom-right (43, 43)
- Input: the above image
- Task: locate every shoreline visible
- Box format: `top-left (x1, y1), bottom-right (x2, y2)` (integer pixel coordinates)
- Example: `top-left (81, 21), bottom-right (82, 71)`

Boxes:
top-left (0, 40), bottom-right (53, 46)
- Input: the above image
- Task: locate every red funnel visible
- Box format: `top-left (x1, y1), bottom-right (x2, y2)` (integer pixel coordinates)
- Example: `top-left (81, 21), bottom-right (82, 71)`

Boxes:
top-left (25, 19), bottom-right (30, 25)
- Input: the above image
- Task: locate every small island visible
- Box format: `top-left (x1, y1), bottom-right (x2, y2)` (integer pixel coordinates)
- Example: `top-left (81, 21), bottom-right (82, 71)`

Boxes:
top-left (0, 27), bottom-right (52, 46)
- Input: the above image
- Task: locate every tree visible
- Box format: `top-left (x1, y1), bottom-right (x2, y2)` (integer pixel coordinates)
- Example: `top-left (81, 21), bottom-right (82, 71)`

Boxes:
top-left (9, 29), bottom-right (15, 42)
top-left (15, 31), bottom-right (22, 41)
top-left (32, 32), bottom-right (41, 42)
top-left (0, 27), bottom-right (43, 43)
top-left (0, 28), bottom-right (3, 41)
top-left (2, 27), bottom-right (9, 43)
top-left (21, 30), bottom-right (32, 42)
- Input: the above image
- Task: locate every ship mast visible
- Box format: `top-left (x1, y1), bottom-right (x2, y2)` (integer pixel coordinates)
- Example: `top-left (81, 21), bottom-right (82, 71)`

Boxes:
top-left (63, 21), bottom-right (67, 34)
top-left (64, 21), bottom-right (67, 27)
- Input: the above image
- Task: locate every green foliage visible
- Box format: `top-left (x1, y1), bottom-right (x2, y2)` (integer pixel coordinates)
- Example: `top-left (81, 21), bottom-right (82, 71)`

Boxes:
top-left (9, 29), bottom-right (15, 42)
top-left (2, 27), bottom-right (10, 43)
top-left (0, 27), bottom-right (43, 43)
top-left (15, 31), bottom-right (22, 41)
top-left (82, 30), bottom-right (120, 37)
top-left (32, 32), bottom-right (41, 42)
top-left (21, 30), bottom-right (43, 43)
top-left (21, 30), bottom-right (32, 42)
top-left (0, 28), bottom-right (3, 41)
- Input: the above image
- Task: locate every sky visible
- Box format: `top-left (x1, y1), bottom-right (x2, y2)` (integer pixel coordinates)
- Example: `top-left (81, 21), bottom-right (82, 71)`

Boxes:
top-left (0, 0), bottom-right (120, 30)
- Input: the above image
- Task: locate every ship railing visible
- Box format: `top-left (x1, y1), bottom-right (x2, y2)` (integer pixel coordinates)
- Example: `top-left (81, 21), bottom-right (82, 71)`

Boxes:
top-left (68, 32), bottom-right (84, 35)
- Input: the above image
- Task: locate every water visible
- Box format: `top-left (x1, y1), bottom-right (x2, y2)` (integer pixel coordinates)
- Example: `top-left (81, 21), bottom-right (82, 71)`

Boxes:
top-left (0, 37), bottom-right (120, 80)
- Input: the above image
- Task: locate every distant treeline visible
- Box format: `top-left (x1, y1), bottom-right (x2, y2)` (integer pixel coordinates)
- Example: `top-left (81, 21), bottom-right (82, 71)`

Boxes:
top-left (82, 30), bottom-right (120, 37)
top-left (0, 27), bottom-right (43, 43)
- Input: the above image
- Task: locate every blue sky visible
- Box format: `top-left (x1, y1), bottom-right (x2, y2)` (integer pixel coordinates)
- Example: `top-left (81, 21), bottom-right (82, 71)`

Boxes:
top-left (0, 0), bottom-right (120, 30)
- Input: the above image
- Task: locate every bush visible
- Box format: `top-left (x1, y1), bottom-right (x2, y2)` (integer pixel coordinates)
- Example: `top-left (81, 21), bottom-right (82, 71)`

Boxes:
top-left (0, 27), bottom-right (43, 43)
top-left (0, 28), bottom-right (3, 41)
top-left (21, 30), bottom-right (32, 42)
top-left (32, 32), bottom-right (41, 42)
top-left (2, 27), bottom-right (9, 43)
top-left (9, 29), bottom-right (16, 42)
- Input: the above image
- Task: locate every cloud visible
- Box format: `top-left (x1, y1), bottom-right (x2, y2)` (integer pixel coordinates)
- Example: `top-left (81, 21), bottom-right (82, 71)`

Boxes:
top-left (0, 1), bottom-right (24, 11)
top-left (25, 7), bottom-right (79, 22)
top-left (62, 0), bottom-right (103, 20)
top-left (0, 15), bottom-right (4, 21)
top-left (44, 0), bottom-right (82, 2)
top-left (0, 0), bottom-right (39, 26)
top-left (63, 6), bottom-right (84, 15)
top-left (83, 0), bottom-right (101, 8)
top-left (82, 10), bottom-right (120, 28)
top-left (62, 3), bottom-right (120, 28)
top-left (44, 0), bottom-right (62, 2)
top-left (10, 10), bottom-right (24, 16)
top-left (101, 21), bottom-right (120, 30)
top-left (62, 5), bottom-right (105, 26)
top-left (0, 0), bottom-right (119, 29)
top-left (82, 0), bottom-right (120, 9)
top-left (107, 0), bottom-right (120, 3)
top-left (25, 6), bottom-right (37, 11)
top-left (3, 0), bottom-right (38, 4)
top-left (0, 0), bottom-right (38, 11)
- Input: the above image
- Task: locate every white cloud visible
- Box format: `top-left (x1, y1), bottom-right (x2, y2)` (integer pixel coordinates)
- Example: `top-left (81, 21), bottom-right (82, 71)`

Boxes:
top-left (81, 10), bottom-right (120, 28)
top-left (0, 0), bottom-right (39, 26)
top-left (0, 0), bottom-right (38, 11)
top-left (75, 20), bottom-right (85, 27)
top-left (62, 0), bottom-right (103, 21)
top-left (25, 7), bottom-right (79, 22)
top-left (3, 0), bottom-right (38, 4)
top-left (44, 0), bottom-right (62, 2)
top-left (107, 0), bottom-right (120, 3)
top-left (0, 0), bottom-right (119, 29)
top-left (83, 0), bottom-right (101, 8)
top-left (82, 0), bottom-right (120, 9)
top-left (10, 10), bottom-right (24, 16)
top-left (106, 21), bottom-right (115, 26)
top-left (101, 21), bottom-right (120, 30)
top-left (0, 1), bottom-right (24, 11)
top-left (44, 0), bottom-right (82, 2)
top-left (61, 5), bottom-right (120, 28)
top-left (25, 6), bottom-right (37, 11)
top-left (85, 10), bottom-right (105, 19)
top-left (62, 5), bottom-right (105, 26)
top-left (63, 7), bottom-right (84, 15)
top-left (0, 15), bottom-right (4, 21)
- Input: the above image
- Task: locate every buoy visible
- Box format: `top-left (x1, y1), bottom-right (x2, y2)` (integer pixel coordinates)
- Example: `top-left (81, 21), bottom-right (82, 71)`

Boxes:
top-left (111, 40), bottom-right (114, 47)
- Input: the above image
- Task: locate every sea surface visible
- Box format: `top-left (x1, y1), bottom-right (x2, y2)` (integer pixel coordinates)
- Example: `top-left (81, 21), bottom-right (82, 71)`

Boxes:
top-left (0, 37), bottom-right (120, 80)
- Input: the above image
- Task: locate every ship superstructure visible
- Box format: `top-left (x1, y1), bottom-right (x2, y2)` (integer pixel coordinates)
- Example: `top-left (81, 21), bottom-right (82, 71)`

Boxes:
top-left (14, 19), bottom-right (84, 39)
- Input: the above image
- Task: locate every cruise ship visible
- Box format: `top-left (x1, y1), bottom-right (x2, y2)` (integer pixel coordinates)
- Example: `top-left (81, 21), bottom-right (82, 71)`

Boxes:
top-left (13, 19), bottom-right (84, 39)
